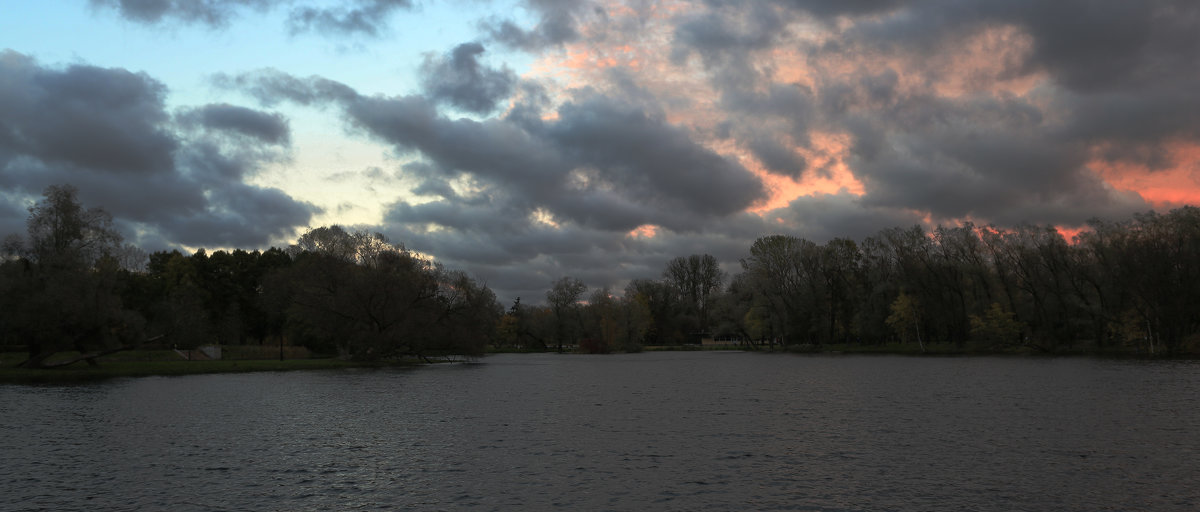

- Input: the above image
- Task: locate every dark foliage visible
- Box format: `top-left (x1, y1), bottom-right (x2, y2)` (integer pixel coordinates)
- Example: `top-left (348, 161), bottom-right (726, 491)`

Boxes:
top-left (5, 183), bottom-right (1198, 365)
top-left (719, 207), bottom-right (1200, 355)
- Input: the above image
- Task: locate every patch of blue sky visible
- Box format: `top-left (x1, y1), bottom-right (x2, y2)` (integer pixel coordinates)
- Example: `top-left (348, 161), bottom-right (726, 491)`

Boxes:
top-left (1, 0), bottom-right (538, 234)
top-left (1, 0), bottom-right (535, 108)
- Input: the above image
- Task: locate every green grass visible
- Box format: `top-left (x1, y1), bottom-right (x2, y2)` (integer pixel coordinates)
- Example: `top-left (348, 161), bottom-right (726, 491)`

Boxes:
top-left (643, 344), bottom-right (739, 351)
top-left (642, 341), bottom-right (1160, 356)
top-left (775, 341), bottom-right (1189, 357)
top-left (783, 342), bottom-right (976, 355)
top-left (4, 341), bottom-right (1187, 384)
top-left (0, 356), bottom-right (408, 384)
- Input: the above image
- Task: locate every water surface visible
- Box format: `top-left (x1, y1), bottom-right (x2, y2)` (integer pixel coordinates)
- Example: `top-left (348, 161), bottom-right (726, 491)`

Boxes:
top-left (2, 352), bottom-right (1197, 511)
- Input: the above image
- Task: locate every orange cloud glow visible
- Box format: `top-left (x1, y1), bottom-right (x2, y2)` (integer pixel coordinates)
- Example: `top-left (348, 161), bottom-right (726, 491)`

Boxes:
top-left (1089, 142), bottom-right (1200, 208)
top-left (627, 224), bottom-right (659, 239)
top-left (525, 6), bottom-right (871, 218)
top-left (926, 24), bottom-right (1042, 98)
top-left (1055, 225), bottom-right (1089, 243)
top-left (730, 132), bottom-right (865, 213)
top-left (522, 1), bottom-right (1199, 235)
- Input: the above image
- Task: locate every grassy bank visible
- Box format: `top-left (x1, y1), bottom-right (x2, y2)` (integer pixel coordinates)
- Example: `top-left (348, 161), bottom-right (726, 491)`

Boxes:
top-left (778, 341), bottom-right (1195, 357)
top-left (640, 343), bottom-right (962, 354)
top-left (0, 352), bottom-right (408, 384)
top-left (641, 341), bottom-right (1187, 357)
top-left (7, 343), bottom-right (1187, 384)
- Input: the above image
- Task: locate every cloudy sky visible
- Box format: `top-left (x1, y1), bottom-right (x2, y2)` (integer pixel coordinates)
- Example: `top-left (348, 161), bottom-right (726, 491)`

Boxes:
top-left (2, 0), bottom-right (1198, 302)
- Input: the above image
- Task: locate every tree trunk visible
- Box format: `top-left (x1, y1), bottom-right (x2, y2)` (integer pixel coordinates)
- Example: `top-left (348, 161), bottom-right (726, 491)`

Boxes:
top-left (21, 334), bottom-right (163, 369)
top-left (915, 317), bottom-right (925, 353)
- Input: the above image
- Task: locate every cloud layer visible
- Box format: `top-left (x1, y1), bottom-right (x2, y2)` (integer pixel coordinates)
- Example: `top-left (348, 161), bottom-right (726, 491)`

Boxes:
top-left (5, 0), bottom-right (1200, 302)
top-left (0, 50), bottom-right (318, 249)
top-left (88, 0), bottom-right (415, 36)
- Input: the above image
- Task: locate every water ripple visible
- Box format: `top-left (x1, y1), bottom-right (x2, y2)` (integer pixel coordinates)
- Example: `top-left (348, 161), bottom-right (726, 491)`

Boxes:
top-left (2, 354), bottom-right (1198, 511)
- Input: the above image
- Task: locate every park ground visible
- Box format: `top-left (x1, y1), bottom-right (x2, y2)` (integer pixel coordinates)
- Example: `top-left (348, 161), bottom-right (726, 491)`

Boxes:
top-left (3, 341), bottom-right (1191, 384)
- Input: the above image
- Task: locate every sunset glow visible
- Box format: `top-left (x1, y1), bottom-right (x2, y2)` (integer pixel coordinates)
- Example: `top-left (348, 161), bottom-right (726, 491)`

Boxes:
top-left (1089, 142), bottom-right (1200, 207)
top-left (627, 224), bottom-right (659, 239)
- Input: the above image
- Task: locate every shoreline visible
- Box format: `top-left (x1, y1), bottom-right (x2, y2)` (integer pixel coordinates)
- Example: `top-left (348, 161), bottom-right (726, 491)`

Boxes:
top-left (653, 343), bottom-right (1199, 359)
top-left (4, 344), bottom-right (1193, 384)
top-left (0, 357), bottom-right (414, 385)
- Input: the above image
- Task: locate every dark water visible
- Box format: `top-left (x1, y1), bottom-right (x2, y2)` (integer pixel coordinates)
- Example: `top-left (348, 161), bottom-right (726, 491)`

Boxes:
top-left (2, 352), bottom-right (1198, 511)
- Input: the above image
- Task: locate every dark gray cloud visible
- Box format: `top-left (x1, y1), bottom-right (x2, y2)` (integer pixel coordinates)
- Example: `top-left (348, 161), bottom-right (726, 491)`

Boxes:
top-left (543, 94), bottom-right (765, 220)
top-left (90, 0), bottom-right (414, 36)
top-left (746, 135), bottom-right (806, 179)
top-left (212, 68), bottom-right (360, 106)
top-left (178, 103), bottom-right (291, 145)
top-left (768, 0), bottom-right (905, 19)
top-left (672, 2), bottom-right (789, 65)
top-left (88, 0), bottom-right (273, 27)
top-left (771, 191), bottom-right (928, 244)
top-left (664, 0), bottom-right (1195, 230)
top-left (287, 0), bottom-right (414, 37)
top-left (57, 0), bottom-right (1200, 304)
top-left (380, 195), bottom-right (730, 303)
top-left (1058, 87), bottom-right (1200, 171)
top-left (988, 1), bottom-right (1199, 93)
top-left (179, 141), bottom-right (255, 181)
top-left (419, 42), bottom-right (517, 114)
top-left (226, 69), bottom-right (766, 232)
top-left (836, 91), bottom-right (1152, 226)
top-left (717, 81), bottom-right (816, 178)
top-left (484, 0), bottom-right (594, 50)
top-left (821, 0), bottom-right (1200, 95)
top-left (0, 51), bottom-right (177, 175)
top-left (0, 51), bottom-right (317, 250)
top-left (376, 187), bottom-right (908, 304)
top-left (224, 67), bottom-right (777, 301)
top-left (162, 183), bottom-right (319, 247)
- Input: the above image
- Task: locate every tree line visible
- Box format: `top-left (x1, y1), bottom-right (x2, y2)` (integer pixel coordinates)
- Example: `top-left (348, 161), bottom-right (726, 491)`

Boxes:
top-left (500, 211), bottom-right (1200, 356)
top-left (3, 185), bottom-right (1198, 369)
top-left (1, 185), bottom-right (499, 368)
top-left (725, 211), bottom-right (1200, 355)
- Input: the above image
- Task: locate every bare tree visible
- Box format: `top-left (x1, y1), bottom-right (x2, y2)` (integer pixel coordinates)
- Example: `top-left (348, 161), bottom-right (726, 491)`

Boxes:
top-left (663, 254), bottom-right (725, 336)
top-left (24, 184), bottom-right (121, 269)
top-left (546, 276), bottom-right (586, 352)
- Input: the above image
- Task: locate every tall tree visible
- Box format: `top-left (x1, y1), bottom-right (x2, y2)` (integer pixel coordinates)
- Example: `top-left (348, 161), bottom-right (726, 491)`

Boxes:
top-left (821, 238), bottom-right (862, 344)
top-left (741, 235), bottom-right (802, 344)
top-left (741, 235), bottom-right (826, 344)
top-left (546, 276), bottom-right (586, 352)
top-left (625, 278), bottom-right (679, 345)
top-left (5, 185), bottom-right (144, 368)
top-left (23, 185), bottom-right (121, 269)
top-left (887, 292), bottom-right (924, 352)
top-left (272, 227), bottom-right (497, 360)
top-left (663, 254), bottom-right (725, 337)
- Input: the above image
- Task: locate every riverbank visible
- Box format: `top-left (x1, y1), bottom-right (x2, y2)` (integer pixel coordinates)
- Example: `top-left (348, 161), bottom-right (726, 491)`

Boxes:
top-left (0, 352), bottom-right (412, 384)
top-left (6, 342), bottom-right (1189, 384)
top-left (641, 341), bottom-right (1192, 358)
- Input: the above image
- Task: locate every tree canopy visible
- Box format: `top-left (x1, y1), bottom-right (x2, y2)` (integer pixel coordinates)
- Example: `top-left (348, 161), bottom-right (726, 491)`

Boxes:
top-left (5, 184), bottom-right (1199, 366)
top-left (2, 185), bottom-right (143, 368)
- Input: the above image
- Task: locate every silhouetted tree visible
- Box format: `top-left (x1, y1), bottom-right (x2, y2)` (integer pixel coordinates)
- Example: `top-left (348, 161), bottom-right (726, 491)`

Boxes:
top-left (663, 254), bottom-right (725, 338)
top-left (269, 226), bottom-right (497, 359)
top-left (3, 185), bottom-right (145, 368)
top-left (546, 276), bottom-right (586, 352)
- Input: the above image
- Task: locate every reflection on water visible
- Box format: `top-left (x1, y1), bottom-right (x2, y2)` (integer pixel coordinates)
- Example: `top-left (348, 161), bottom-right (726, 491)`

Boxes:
top-left (2, 353), bottom-right (1198, 511)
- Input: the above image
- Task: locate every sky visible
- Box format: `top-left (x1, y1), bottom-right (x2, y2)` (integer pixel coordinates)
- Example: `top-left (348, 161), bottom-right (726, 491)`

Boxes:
top-left (2, 0), bottom-right (1199, 304)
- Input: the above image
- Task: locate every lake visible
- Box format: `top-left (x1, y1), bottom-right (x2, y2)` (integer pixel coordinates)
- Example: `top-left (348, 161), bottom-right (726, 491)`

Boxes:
top-left (2, 352), bottom-right (1198, 511)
